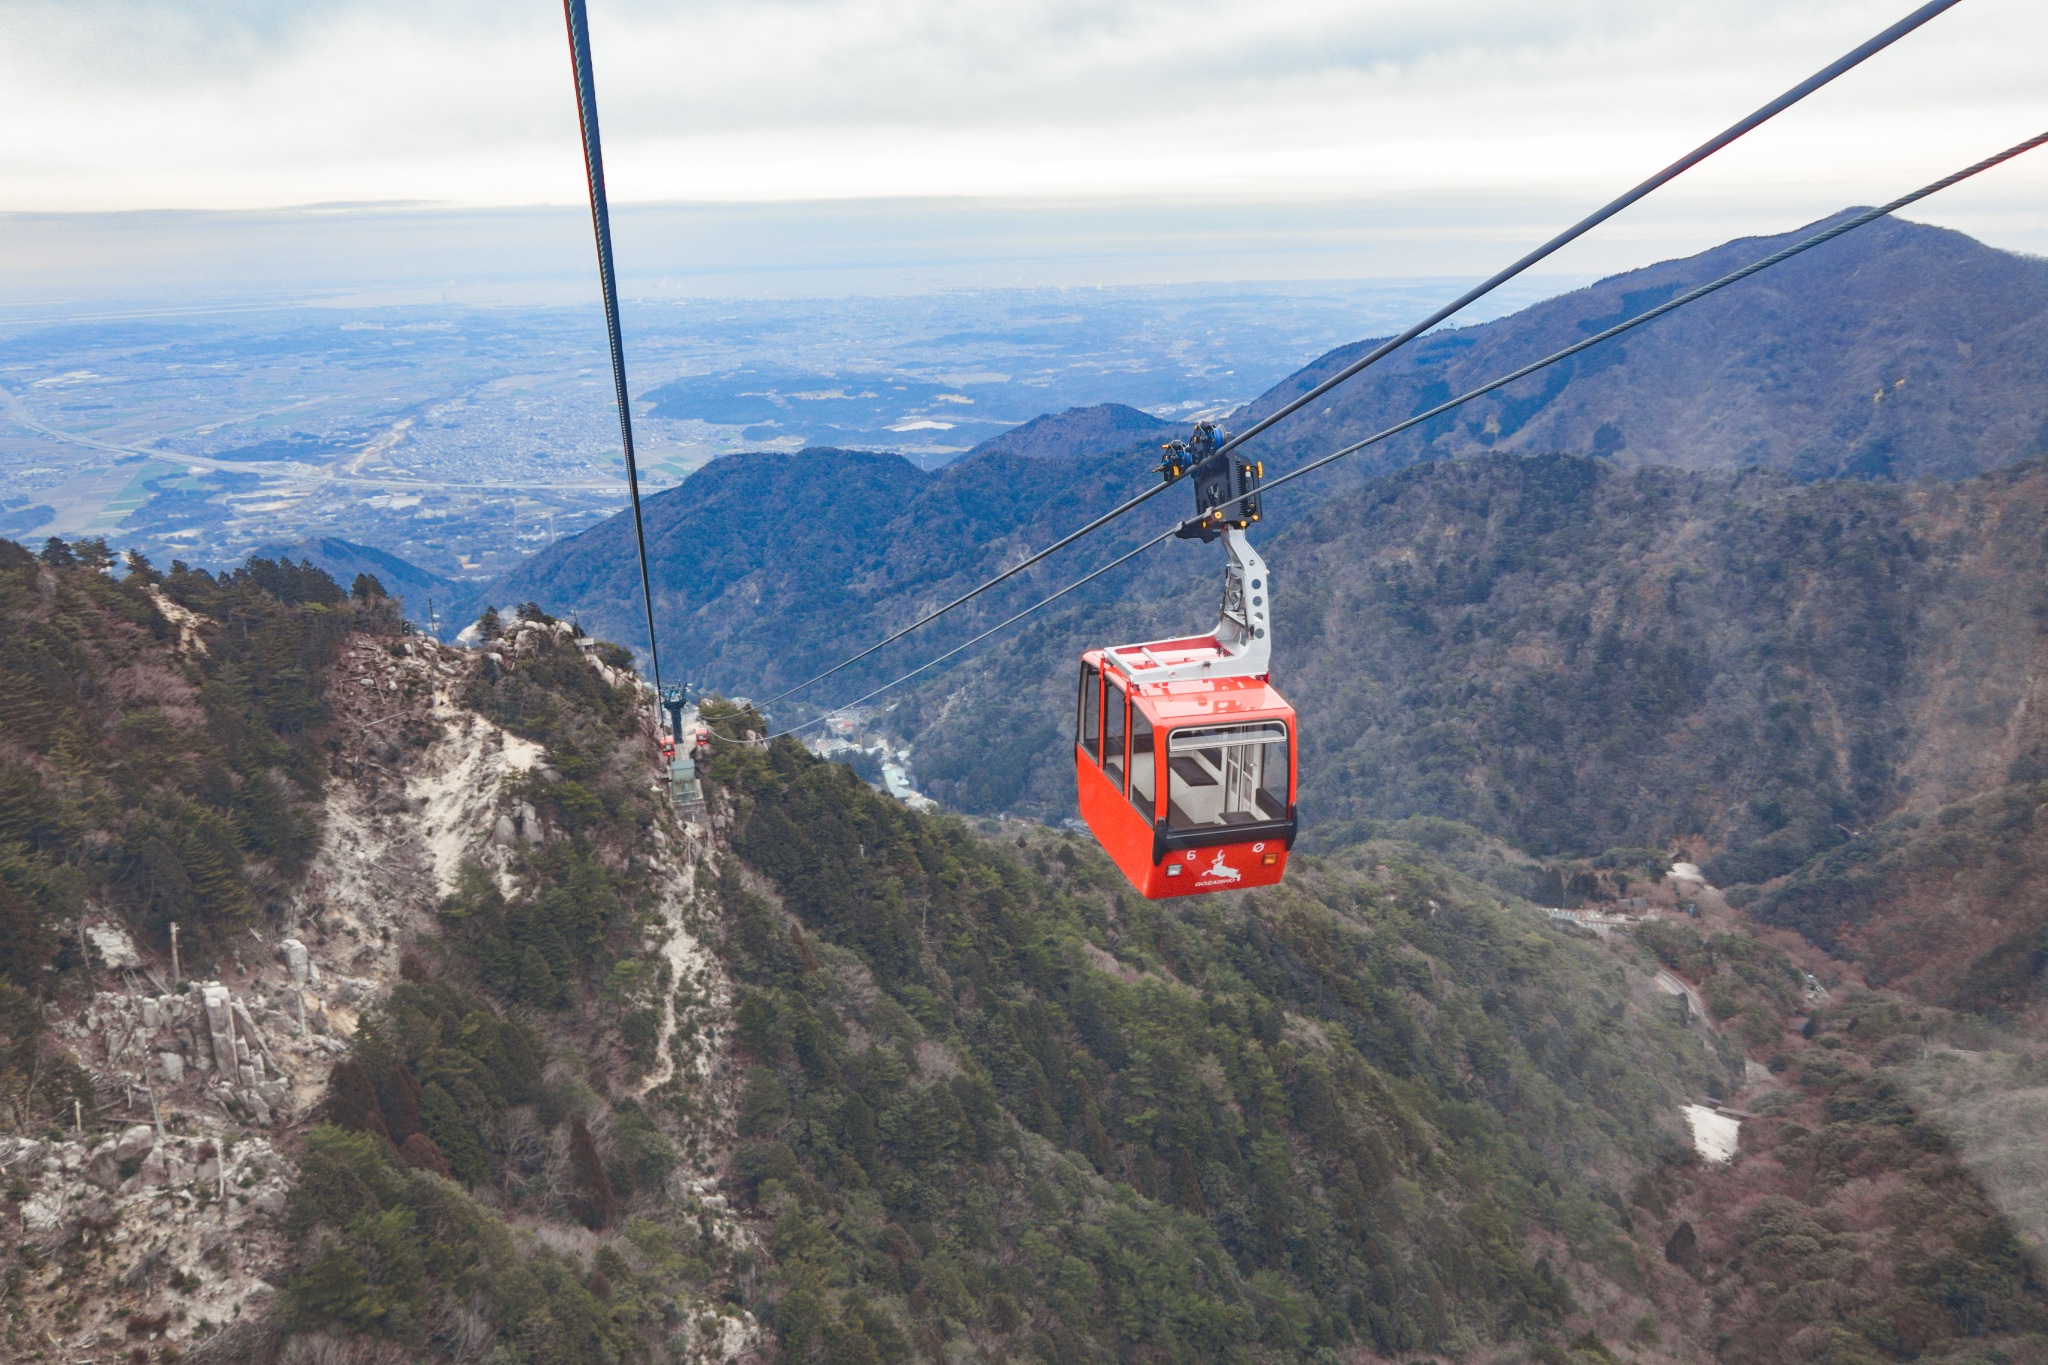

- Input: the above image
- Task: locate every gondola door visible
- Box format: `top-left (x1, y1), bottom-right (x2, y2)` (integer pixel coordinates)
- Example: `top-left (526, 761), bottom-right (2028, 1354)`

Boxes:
top-left (1223, 744), bottom-right (1255, 820)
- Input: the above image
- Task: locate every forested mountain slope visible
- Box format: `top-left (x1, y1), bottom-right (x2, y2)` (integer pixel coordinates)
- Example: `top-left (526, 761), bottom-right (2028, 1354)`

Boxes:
top-left (487, 218), bottom-right (2048, 774)
top-left (486, 440), bottom-right (1184, 699)
top-left (7, 537), bottom-right (2047, 1364)
top-left (492, 443), bottom-right (2048, 894)
top-left (1230, 214), bottom-right (2048, 483)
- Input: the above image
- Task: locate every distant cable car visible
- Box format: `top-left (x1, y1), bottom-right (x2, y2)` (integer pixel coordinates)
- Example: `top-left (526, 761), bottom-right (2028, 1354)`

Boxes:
top-left (1075, 425), bottom-right (1296, 897)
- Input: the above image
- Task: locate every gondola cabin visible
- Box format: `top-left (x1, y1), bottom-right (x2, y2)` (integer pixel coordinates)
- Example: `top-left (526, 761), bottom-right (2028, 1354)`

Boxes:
top-left (1074, 517), bottom-right (1297, 898)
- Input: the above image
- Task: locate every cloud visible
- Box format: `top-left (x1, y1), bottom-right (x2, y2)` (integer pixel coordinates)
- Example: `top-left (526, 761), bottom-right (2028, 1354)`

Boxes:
top-left (0, 0), bottom-right (2042, 282)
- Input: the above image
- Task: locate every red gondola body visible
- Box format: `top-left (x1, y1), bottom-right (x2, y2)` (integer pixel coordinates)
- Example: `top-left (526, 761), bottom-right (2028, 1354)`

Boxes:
top-left (1073, 508), bottom-right (1298, 899)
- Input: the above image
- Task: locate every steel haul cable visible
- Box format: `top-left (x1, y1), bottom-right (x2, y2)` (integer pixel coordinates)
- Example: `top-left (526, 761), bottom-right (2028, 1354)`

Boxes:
top-left (729, 528), bottom-right (1179, 742)
top-left (1216, 0), bottom-right (1967, 459)
top-left (753, 0), bottom-right (1966, 710)
top-left (747, 128), bottom-right (2046, 742)
top-left (563, 0), bottom-right (665, 717)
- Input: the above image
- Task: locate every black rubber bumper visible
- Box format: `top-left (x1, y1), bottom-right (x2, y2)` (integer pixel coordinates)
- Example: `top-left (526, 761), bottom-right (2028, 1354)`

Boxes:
top-left (1150, 807), bottom-right (1297, 865)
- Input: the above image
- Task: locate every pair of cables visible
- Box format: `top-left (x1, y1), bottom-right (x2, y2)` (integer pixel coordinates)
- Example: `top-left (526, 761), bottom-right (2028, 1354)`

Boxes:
top-left (739, 125), bottom-right (2046, 744)
top-left (741, 0), bottom-right (1968, 724)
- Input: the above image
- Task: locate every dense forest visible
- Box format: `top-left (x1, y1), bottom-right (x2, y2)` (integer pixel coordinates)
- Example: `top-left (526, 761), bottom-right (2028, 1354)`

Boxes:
top-left (491, 423), bottom-right (2048, 899)
top-left (696, 713), bottom-right (1726, 1361)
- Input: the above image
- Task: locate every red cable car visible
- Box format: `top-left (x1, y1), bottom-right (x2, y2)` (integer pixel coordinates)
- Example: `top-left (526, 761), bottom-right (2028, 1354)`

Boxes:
top-left (1075, 428), bottom-right (1297, 897)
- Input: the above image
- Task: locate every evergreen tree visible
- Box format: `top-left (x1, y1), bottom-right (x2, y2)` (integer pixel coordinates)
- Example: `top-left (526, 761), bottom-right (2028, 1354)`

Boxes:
top-left (517, 945), bottom-right (561, 1008)
top-left (419, 1082), bottom-right (490, 1186)
top-left (324, 1060), bottom-right (390, 1143)
top-left (397, 1132), bottom-right (450, 1179)
top-left (567, 1115), bottom-right (618, 1229)
top-left (381, 1062), bottom-right (423, 1144)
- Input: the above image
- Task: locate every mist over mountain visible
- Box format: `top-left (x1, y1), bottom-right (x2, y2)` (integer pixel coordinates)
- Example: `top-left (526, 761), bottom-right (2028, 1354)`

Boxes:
top-left (492, 214), bottom-right (2048, 694)
top-left (1233, 214), bottom-right (2048, 484)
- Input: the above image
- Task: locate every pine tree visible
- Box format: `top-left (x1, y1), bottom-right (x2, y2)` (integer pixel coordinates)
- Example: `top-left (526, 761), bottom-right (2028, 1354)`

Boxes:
top-left (518, 946), bottom-right (561, 1009)
top-left (567, 1114), bottom-right (618, 1229)
top-left (381, 1062), bottom-right (423, 1144)
top-left (398, 1132), bottom-right (451, 1179)
top-left (419, 1082), bottom-right (490, 1186)
top-left (324, 1060), bottom-right (390, 1143)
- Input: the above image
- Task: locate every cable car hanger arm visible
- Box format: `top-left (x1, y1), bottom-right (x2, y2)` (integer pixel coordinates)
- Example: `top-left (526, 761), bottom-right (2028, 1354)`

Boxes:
top-left (1216, 0), bottom-right (1967, 461)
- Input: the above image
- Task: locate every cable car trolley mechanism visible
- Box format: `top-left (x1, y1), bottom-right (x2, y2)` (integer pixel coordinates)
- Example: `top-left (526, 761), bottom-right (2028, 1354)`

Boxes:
top-left (1075, 423), bottom-right (1297, 899)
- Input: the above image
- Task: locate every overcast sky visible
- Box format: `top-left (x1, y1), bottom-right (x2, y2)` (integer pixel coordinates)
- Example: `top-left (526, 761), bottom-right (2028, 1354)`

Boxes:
top-left (1, 0), bottom-right (2042, 296)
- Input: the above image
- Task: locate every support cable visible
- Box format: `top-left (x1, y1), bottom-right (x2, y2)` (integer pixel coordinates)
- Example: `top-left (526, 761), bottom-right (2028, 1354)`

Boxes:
top-left (721, 527), bottom-right (1179, 743)
top-left (1217, 0), bottom-right (1967, 459)
top-left (733, 129), bottom-right (2044, 741)
top-left (758, 477), bottom-right (1180, 707)
top-left (751, 0), bottom-right (1965, 709)
top-left (563, 0), bottom-right (665, 714)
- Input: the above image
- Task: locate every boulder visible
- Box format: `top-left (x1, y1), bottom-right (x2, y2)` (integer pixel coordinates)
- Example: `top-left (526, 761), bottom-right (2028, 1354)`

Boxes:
top-left (201, 984), bottom-right (237, 1075)
top-left (22, 1189), bottom-right (65, 1233)
top-left (82, 1146), bottom-right (123, 1190)
top-left (85, 921), bottom-right (143, 970)
top-left (115, 1123), bottom-right (155, 1163)
top-left (280, 938), bottom-right (310, 982)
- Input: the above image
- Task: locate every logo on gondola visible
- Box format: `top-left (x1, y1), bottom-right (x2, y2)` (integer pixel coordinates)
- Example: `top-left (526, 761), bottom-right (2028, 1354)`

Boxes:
top-left (1198, 850), bottom-right (1242, 884)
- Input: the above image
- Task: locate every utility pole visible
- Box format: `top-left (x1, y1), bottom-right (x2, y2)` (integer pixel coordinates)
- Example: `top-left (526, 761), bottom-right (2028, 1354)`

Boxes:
top-left (169, 922), bottom-right (180, 988)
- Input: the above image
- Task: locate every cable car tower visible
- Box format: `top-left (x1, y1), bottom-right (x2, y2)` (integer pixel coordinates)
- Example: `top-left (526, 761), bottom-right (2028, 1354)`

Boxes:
top-left (1075, 424), bottom-right (1296, 898)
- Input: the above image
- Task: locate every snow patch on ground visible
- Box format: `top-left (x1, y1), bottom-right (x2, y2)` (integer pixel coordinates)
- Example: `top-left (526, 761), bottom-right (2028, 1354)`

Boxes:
top-left (1684, 1103), bottom-right (1741, 1162)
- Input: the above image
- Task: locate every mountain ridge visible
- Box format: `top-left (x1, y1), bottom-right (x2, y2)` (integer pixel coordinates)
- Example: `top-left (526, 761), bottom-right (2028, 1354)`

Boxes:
top-left (1227, 212), bottom-right (2048, 484)
top-left (965, 402), bottom-right (1178, 461)
top-left (246, 534), bottom-right (460, 627)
